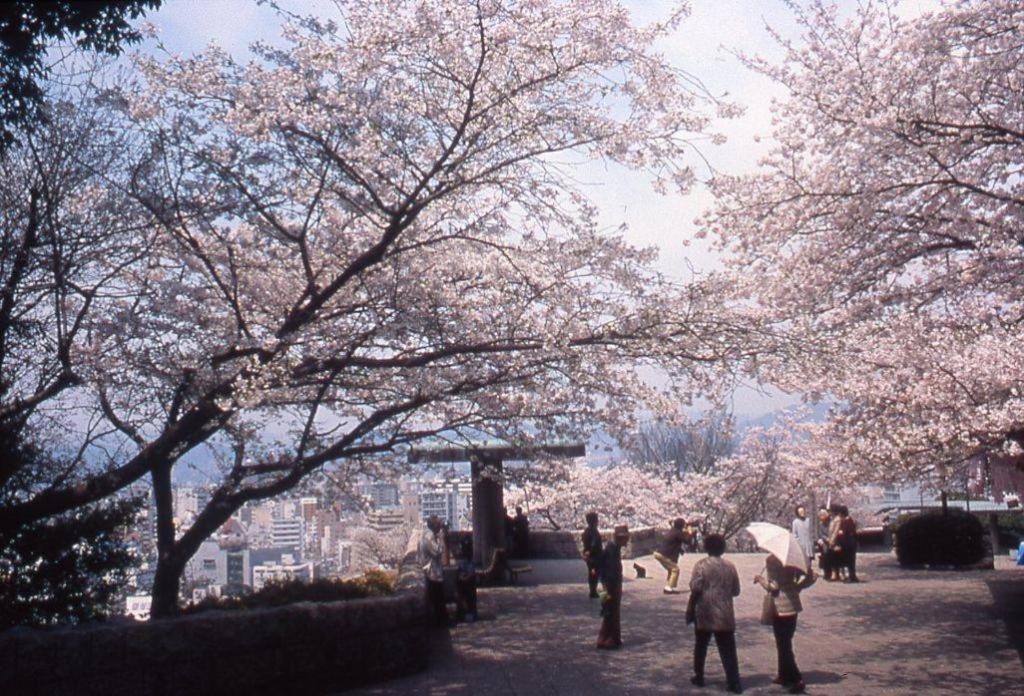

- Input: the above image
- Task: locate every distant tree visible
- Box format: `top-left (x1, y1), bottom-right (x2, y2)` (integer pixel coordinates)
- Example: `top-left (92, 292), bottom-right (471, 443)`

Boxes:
top-left (629, 409), bottom-right (736, 479)
top-left (0, 0), bottom-right (161, 148)
top-left (351, 525), bottom-right (411, 570)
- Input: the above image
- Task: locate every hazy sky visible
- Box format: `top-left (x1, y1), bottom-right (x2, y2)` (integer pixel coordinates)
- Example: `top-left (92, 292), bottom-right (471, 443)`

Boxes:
top-left (138, 0), bottom-right (942, 416)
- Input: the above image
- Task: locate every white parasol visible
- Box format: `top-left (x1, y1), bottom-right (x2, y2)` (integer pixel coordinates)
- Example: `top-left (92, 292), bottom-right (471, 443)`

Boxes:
top-left (745, 522), bottom-right (807, 572)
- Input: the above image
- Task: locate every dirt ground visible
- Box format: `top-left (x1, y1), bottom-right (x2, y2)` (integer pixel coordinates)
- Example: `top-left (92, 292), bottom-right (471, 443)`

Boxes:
top-left (350, 552), bottom-right (1023, 695)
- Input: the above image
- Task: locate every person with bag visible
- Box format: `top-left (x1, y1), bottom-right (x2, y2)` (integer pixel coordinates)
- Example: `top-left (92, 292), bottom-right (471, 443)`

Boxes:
top-left (596, 525), bottom-right (630, 649)
top-left (689, 533), bottom-right (743, 693)
top-left (581, 511), bottom-right (603, 599)
top-left (755, 555), bottom-right (816, 694)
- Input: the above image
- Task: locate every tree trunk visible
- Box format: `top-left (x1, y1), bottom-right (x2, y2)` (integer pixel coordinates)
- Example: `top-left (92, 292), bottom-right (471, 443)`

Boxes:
top-left (940, 489), bottom-right (948, 515)
top-left (150, 463), bottom-right (180, 618)
top-left (150, 489), bottom-right (246, 618)
top-left (150, 553), bottom-right (187, 619)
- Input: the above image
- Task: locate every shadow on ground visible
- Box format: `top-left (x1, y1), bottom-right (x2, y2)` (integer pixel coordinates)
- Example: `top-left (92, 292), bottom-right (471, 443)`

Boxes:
top-left (346, 554), bottom-right (1023, 695)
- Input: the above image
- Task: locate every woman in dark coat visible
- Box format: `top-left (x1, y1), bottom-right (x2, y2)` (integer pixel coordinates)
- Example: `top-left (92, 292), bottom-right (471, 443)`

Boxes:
top-left (581, 512), bottom-right (603, 599)
top-left (596, 525), bottom-right (630, 649)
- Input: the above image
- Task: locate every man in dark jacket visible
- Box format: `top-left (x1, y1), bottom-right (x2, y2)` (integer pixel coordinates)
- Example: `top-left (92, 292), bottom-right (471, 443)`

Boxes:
top-left (581, 511), bottom-right (603, 598)
top-left (597, 525), bottom-right (630, 649)
top-left (654, 517), bottom-right (687, 594)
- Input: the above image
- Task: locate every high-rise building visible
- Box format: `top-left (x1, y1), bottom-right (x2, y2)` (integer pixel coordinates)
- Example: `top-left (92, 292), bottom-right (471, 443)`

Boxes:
top-left (418, 479), bottom-right (473, 530)
top-left (300, 497), bottom-right (318, 522)
top-left (361, 481), bottom-right (401, 509)
top-left (270, 518), bottom-right (305, 552)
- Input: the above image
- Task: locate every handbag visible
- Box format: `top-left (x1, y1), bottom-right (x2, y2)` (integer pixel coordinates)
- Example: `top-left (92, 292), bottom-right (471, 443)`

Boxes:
top-left (760, 593), bottom-right (777, 625)
top-left (685, 590), bottom-right (698, 625)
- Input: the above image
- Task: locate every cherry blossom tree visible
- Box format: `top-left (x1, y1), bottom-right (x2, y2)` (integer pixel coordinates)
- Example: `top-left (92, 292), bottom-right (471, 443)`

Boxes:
top-left (0, 0), bottom-right (766, 616)
top-left (706, 0), bottom-right (1024, 488)
top-left (351, 525), bottom-right (411, 571)
top-left (510, 417), bottom-right (843, 537)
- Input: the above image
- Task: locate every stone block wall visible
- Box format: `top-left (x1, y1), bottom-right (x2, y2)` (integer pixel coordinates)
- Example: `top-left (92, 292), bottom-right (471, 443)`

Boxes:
top-left (0, 537), bottom-right (429, 696)
top-left (524, 527), bottom-right (661, 560)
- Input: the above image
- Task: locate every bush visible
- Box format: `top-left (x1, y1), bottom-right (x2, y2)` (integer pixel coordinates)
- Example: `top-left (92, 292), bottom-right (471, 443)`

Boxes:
top-left (895, 510), bottom-right (987, 568)
top-left (995, 513), bottom-right (1024, 549)
top-left (182, 569), bottom-right (395, 615)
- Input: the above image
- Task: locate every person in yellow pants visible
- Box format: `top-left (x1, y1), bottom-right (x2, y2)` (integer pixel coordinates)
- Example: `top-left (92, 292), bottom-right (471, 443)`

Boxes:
top-left (654, 518), bottom-right (688, 594)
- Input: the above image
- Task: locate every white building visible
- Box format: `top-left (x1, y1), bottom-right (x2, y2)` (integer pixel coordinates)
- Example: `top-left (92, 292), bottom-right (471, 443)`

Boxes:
top-left (252, 555), bottom-right (315, 591)
top-left (418, 479), bottom-right (473, 530)
top-left (125, 595), bottom-right (152, 621)
top-left (361, 481), bottom-right (401, 509)
top-left (367, 508), bottom-right (405, 532)
top-left (271, 518), bottom-right (305, 551)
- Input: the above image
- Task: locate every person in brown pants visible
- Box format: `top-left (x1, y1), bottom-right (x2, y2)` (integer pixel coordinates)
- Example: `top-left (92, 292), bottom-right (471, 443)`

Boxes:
top-left (654, 517), bottom-right (687, 594)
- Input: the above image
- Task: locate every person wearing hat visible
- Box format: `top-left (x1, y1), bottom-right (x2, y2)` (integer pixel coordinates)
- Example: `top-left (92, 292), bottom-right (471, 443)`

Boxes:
top-left (596, 524), bottom-right (630, 649)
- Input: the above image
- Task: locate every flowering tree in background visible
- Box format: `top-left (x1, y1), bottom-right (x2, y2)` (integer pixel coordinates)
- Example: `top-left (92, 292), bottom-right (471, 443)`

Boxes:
top-left (511, 418), bottom-right (844, 537)
top-left (351, 525), bottom-right (411, 571)
top-left (706, 0), bottom-right (1024, 488)
top-left (1, 0), bottom-right (767, 616)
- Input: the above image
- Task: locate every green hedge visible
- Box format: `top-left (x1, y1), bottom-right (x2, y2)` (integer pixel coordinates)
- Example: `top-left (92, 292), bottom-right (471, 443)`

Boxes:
top-left (895, 510), bottom-right (987, 567)
top-left (182, 569), bottom-right (395, 614)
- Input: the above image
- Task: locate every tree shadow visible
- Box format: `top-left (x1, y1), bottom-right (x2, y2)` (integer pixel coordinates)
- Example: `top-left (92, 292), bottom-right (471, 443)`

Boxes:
top-left (987, 575), bottom-right (1024, 666)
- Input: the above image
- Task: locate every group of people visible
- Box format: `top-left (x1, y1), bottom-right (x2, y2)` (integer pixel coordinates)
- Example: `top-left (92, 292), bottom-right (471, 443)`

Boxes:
top-left (581, 506), bottom-right (857, 694)
top-left (423, 502), bottom-right (858, 694)
top-left (420, 515), bottom-right (480, 627)
top-left (813, 504), bottom-right (859, 583)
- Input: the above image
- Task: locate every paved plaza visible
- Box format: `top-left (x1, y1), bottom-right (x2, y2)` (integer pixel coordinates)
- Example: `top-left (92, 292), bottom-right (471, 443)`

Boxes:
top-left (352, 553), bottom-right (1023, 695)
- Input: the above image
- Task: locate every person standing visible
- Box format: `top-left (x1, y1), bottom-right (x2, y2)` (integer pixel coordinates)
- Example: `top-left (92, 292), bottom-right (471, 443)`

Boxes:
top-left (581, 512), bottom-right (603, 599)
top-left (421, 516), bottom-right (448, 627)
top-left (654, 518), bottom-right (687, 594)
top-left (838, 505), bottom-right (860, 583)
top-left (688, 533), bottom-right (743, 693)
top-left (513, 506), bottom-right (530, 558)
top-left (756, 555), bottom-right (816, 693)
top-left (791, 506), bottom-right (814, 568)
top-left (596, 525), bottom-right (630, 649)
top-left (814, 507), bottom-right (833, 579)
top-left (455, 537), bottom-right (478, 622)
top-left (826, 505), bottom-right (844, 581)
top-left (504, 507), bottom-right (515, 554)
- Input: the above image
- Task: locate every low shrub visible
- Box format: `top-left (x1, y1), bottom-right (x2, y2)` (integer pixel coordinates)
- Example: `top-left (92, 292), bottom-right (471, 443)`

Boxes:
top-left (183, 569), bottom-right (395, 615)
top-left (895, 510), bottom-right (987, 567)
top-left (995, 513), bottom-right (1024, 549)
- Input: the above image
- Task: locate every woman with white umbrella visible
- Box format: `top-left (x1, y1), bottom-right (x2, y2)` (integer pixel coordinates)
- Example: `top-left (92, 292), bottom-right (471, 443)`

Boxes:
top-left (747, 523), bottom-right (816, 694)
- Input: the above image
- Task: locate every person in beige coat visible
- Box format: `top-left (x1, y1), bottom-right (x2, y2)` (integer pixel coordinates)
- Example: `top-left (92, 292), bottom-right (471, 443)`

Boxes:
top-left (755, 555), bottom-right (816, 694)
top-left (688, 533), bottom-right (743, 693)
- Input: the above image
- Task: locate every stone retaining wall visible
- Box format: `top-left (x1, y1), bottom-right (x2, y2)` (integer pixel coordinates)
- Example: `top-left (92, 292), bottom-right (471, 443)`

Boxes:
top-left (526, 527), bottom-right (661, 560)
top-left (0, 536), bottom-right (429, 696)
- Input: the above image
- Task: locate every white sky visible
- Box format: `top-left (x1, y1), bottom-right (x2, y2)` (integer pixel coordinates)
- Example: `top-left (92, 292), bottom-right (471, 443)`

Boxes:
top-left (138, 0), bottom-right (943, 416)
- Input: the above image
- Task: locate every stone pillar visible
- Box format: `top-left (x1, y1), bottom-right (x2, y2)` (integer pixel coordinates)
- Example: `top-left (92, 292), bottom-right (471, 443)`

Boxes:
top-left (471, 456), bottom-right (505, 568)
